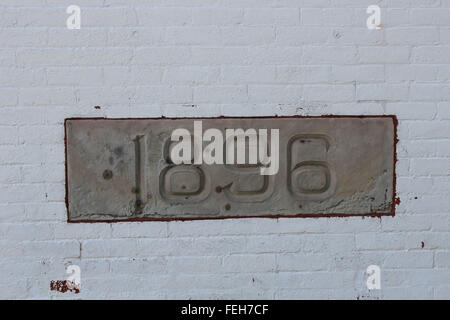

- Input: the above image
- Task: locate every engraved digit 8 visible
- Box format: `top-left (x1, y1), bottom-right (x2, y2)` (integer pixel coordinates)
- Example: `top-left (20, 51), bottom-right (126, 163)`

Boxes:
top-left (159, 138), bottom-right (210, 203)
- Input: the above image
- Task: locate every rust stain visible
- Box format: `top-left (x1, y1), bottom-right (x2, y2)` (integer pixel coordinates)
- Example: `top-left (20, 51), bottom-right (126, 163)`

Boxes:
top-left (50, 280), bottom-right (80, 294)
top-left (394, 197), bottom-right (401, 205)
top-left (421, 241), bottom-right (425, 248)
top-left (94, 105), bottom-right (101, 109)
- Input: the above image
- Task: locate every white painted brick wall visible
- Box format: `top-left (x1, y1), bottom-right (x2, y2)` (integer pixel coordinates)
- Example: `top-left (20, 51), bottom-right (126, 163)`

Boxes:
top-left (0, 0), bottom-right (449, 300)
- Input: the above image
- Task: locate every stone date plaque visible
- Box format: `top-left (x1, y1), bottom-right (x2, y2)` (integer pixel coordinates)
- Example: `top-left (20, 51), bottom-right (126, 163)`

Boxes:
top-left (65, 116), bottom-right (397, 222)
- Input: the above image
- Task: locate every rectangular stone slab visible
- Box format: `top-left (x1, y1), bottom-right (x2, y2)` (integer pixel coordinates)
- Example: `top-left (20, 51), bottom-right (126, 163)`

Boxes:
top-left (65, 116), bottom-right (397, 221)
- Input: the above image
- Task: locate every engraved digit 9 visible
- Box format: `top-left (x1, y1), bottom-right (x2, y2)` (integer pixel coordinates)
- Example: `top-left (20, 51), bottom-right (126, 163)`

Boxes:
top-left (222, 133), bottom-right (274, 203)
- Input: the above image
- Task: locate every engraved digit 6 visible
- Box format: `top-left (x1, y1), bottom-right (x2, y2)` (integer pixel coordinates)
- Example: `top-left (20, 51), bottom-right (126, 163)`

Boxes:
top-left (287, 135), bottom-right (337, 201)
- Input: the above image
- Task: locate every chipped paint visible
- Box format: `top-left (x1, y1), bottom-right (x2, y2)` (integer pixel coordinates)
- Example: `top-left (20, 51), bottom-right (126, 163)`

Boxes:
top-left (50, 280), bottom-right (80, 294)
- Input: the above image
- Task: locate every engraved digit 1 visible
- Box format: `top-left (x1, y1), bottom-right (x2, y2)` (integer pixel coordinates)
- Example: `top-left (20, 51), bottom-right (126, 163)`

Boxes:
top-left (133, 135), bottom-right (144, 214)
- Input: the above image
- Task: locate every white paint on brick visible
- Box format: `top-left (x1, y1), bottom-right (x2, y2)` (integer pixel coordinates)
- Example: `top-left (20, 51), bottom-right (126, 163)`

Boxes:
top-left (0, 0), bottom-right (449, 300)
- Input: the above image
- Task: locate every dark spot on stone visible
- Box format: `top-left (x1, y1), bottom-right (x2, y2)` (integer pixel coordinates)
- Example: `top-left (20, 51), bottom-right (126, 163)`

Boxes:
top-left (333, 30), bottom-right (342, 39)
top-left (225, 204), bottom-right (231, 211)
top-left (94, 106), bottom-right (101, 109)
top-left (132, 187), bottom-right (140, 194)
top-left (103, 170), bottom-right (113, 180)
top-left (135, 200), bottom-right (143, 208)
top-left (421, 241), bottom-right (424, 248)
top-left (215, 186), bottom-right (222, 193)
top-left (113, 147), bottom-right (123, 157)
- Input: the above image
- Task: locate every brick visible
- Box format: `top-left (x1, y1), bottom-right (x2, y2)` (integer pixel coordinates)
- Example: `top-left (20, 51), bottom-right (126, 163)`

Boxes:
top-left (163, 66), bottom-right (220, 85)
top-left (303, 46), bottom-right (358, 64)
top-left (359, 46), bottom-right (410, 64)
top-left (0, 28), bottom-right (47, 47)
top-left (48, 28), bottom-right (108, 47)
top-left (435, 251), bottom-right (450, 267)
top-left (356, 84), bottom-right (409, 101)
top-left (412, 46), bottom-right (450, 64)
top-left (244, 8), bottom-right (299, 26)
top-left (194, 8), bottom-right (243, 26)
top-left (385, 28), bottom-right (439, 45)
top-left (248, 85), bottom-right (303, 103)
top-left (136, 8), bottom-right (192, 26)
top-left (410, 9), bottom-right (450, 26)
top-left (303, 84), bottom-right (354, 102)
top-left (385, 103), bottom-right (436, 120)
top-left (276, 27), bottom-right (329, 45)
top-left (194, 86), bottom-right (247, 103)
top-left (0, 223), bottom-right (55, 241)
top-left (47, 67), bottom-right (103, 86)
top-left (331, 65), bottom-right (384, 83)
top-left (385, 65), bottom-right (439, 82)
top-left (408, 121), bottom-right (450, 139)
top-left (166, 256), bottom-right (221, 274)
top-left (277, 65), bottom-right (330, 83)
top-left (437, 102), bottom-right (450, 119)
top-left (165, 27), bottom-right (222, 45)
top-left (223, 254), bottom-right (276, 272)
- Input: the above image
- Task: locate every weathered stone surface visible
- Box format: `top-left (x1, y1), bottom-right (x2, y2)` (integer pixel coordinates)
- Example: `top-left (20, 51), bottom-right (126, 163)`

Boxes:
top-left (65, 117), bottom-right (396, 221)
